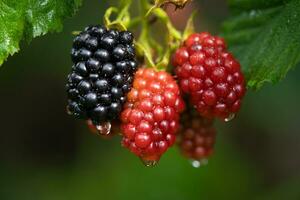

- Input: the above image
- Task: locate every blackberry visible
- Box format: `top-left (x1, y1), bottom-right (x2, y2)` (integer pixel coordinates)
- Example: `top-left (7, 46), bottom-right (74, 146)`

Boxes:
top-left (66, 25), bottom-right (138, 130)
top-left (178, 105), bottom-right (216, 161)
top-left (173, 32), bottom-right (246, 120)
top-left (120, 68), bottom-right (185, 165)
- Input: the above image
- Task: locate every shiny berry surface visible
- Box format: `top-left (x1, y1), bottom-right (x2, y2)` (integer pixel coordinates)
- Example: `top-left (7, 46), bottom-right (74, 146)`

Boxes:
top-left (86, 120), bottom-right (119, 139)
top-left (66, 25), bottom-right (138, 125)
top-left (120, 68), bottom-right (185, 162)
top-left (173, 32), bottom-right (246, 120)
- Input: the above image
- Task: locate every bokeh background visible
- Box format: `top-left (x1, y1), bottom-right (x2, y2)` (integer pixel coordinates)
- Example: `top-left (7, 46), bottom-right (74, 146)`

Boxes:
top-left (1, 1), bottom-right (300, 199)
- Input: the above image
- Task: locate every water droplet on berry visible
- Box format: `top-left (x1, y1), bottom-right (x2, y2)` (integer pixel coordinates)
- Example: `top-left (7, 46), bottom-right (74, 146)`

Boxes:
top-left (249, 10), bottom-right (256, 17)
top-left (190, 159), bottom-right (208, 168)
top-left (95, 122), bottom-right (112, 135)
top-left (66, 106), bottom-right (72, 115)
top-left (140, 158), bottom-right (159, 167)
top-left (224, 113), bottom-right (235, 122)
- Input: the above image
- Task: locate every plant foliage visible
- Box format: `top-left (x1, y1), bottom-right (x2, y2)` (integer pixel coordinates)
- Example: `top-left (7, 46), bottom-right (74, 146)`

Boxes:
top-left (0, 0), bottom-right (82, 66)
top-left (222, 0), bottom-right (300, 90)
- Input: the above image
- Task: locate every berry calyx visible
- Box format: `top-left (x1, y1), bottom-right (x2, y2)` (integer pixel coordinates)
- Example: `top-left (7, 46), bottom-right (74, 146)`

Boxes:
top-left (173, 32), bottom-right (246, 120)
top-left (178, 106), bottom-right (216, 161)
top-left (120, 68), bottom-right (185, 163)
top-left (66, 25), bottom-right (138, 132)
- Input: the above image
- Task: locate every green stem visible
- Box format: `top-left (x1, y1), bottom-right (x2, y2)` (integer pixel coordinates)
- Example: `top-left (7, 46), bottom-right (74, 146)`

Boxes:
top-left (104, 0), bottom-right (187, 71)
top-left (135, 0), bottom-right (157, 68)
top-left (127, 17), bottom-right (142, 29)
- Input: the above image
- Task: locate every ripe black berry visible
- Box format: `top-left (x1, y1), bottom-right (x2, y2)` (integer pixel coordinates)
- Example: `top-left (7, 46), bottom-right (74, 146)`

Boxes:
top-left (102, 63), bottom-right (115, 77)
top-left (85, 25), bottom-right (106, 37)
top-left (86, 58), bottom-right (100, 72)
top-left (109, 102), bottom-right (122, 116)
top-left (92, 106), bottom-right (107, 121)
top-left (89, 74), bottom-right (99, 81)
top-left (67, 25), bottom-right (138, 126)
top-left (119, 31), bottom-right (133, 44)
top-left (68, 88), bottom-right (79, 100)
top-left (99, 94), bottom-right (111, 106)
top-left (108, 29), bottom-right (119, 37)
top-left (94, 49), bottom-right (110, 62)
top-left (112, 74), bottom-right (124, 86)
top-left (84, 93), bottom-right (97, 108)
top-left (74, 62), bottom-right (88, 76)
top-left (69, 72), bottom-right (83, 83)
top-left (100, 34), bottom-right (117, 50)
top-left (95, 79), bottom-right (109, 92)
top-left (111, 87), bottom-right (123, 99)
top-left (86, 38), bottom-right (98, 50)
top-left (77, 80), bottom-right (91, 95)
top-left (113, 45), bottom-right (126, 60)
top-left (116, 61), bottom-right (129, 72)
top-left (77, 49), bottom-right (92, 61)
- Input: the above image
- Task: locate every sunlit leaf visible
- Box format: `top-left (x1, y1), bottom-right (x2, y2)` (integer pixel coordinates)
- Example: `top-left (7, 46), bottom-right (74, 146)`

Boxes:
top-left (222, 0), bottom-right (300, 90)
top-left (0, 0), bottom-right (82, 66)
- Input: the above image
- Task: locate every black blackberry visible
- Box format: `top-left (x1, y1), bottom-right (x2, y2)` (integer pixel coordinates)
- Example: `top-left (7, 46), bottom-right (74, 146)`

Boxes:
top-left (66, 25), bottom-right (138, 126)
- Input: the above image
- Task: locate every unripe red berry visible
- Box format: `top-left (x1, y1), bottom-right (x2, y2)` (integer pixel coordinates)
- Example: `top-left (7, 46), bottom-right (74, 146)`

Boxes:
top-left (120, 68), bottom-right (185, 164)
top-left (178, 107), bottom-right (216, 161)
top-left (173, 32), bottom-right (246, 120)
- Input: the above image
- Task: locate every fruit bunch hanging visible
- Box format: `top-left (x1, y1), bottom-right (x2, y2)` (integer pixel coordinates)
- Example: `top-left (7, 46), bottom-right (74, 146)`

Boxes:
top-left (66, 0), bottom-right (246, 167)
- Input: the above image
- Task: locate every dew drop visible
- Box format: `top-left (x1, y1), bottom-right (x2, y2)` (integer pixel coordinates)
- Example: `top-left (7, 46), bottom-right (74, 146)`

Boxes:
top-left (66, 106), bottom-right (72, 115)
top-left (249, 10), bottom-right (256, 17)
top-left (190, 159), bottom-right (208, 168)
top-left (224, 113), bottom-right (235, 122)
top-left (87, 119), bottom-right (93, 126)
top-left (140, 158), bottom-right (159, 167)
top-left (191, 160), bottom-right (201, 168)
top-left (95, 122), bottom-right (112, 135)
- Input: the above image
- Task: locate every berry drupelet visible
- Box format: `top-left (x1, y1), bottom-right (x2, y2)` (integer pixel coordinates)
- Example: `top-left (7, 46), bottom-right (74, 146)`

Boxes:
top-left (120, 68), bottom-right (185, 165)
top-left (173, 32), bottom-right (246, 120)
top-left (178, 106), bottom-right (216, 161)
top-left (66, 25), bottom-right (138, 130)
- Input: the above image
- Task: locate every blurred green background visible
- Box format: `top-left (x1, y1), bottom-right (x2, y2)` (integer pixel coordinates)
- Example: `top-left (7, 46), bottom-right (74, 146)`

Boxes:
top-left (0, 1), bottom-right (300, 199)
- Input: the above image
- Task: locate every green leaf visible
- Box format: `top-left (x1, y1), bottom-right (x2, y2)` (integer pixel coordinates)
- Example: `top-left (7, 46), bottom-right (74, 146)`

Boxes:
top-left (222, 0), bottom-right (300, 90)
top-left (0, 0), bottom-right (82, 66)
top-left (135, 42), bottom-right (156, 68)
top-left (182, 12), bottom-right (196, 42)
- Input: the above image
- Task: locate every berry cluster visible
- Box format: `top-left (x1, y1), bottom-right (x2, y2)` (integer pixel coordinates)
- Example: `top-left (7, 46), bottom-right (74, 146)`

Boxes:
top-left (66, 25), bottom-right (138, 126)
top-left (120, 68), bottom-right (185, 162)
top-left (173, 32), bottom-right (246, 120)
top-left (66, 25), bottom-right (246, 165)
top-left (178, 106), bottom-right (216, 161)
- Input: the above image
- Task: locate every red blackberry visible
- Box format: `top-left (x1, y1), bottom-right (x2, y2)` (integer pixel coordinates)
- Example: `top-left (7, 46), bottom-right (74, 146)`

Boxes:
top-left (178, 107), bottom-right (216, 161)
top-left (120, 68), bottom-right (185, 164)
top-left (173, 32), bottom-right (246, 120)
top-left (66, 25), bottom-right (138, 131)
